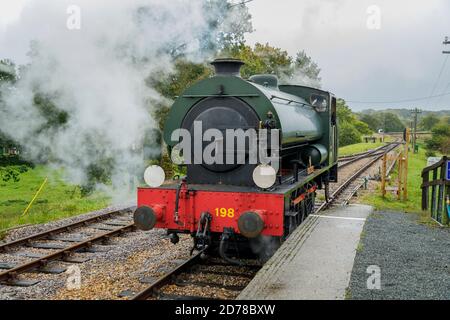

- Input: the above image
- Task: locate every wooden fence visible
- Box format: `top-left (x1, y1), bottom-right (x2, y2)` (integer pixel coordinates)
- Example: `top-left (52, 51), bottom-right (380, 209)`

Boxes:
top-left (421, 156), bottom-right (449, 225)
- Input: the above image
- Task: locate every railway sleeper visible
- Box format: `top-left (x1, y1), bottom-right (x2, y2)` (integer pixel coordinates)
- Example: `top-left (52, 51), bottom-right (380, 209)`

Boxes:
top-left (174, 279), bottom-right (247, 292)
top-left (1, 279), bottom-right (41, 287)
top-left (157, 292), bottom-right (217, 301)
top-left (0, 262), bottom-right (17, 270)
top-left (37, 265), bottom-right (67, 274)
top-left (190, 268), bottom-right (255, 279)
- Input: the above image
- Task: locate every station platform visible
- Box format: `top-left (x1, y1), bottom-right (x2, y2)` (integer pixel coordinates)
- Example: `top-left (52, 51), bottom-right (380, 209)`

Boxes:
top-left (238, 204), bottom-right (373, 300)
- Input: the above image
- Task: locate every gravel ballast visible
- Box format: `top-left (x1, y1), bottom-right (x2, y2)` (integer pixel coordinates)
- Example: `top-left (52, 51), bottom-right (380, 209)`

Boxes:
top-left (0, 205), bottom-right (193, 300)
top-left (348, 211), bottom-right (450, 300)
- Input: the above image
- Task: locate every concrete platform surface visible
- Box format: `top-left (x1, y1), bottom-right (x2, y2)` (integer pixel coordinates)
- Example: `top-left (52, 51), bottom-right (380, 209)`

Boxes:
top-left (238, 204), bottom-right (373, 300)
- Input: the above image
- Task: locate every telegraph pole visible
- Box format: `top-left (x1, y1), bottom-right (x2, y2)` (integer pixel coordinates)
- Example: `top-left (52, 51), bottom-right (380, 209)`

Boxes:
top-left (411, 108), bottom-right (422, 153)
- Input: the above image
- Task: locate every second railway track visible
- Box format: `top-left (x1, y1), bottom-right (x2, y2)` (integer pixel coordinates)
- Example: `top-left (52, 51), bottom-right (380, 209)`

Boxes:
top-left (0, 207), bottom-right (135, 287)
top-left (317, 142), bottom-right (400, 211)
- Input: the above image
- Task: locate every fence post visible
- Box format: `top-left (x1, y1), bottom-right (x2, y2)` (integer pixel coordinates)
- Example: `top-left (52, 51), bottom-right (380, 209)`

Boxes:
top-left (445, 159), bottom-right (450, 225)
top-left (422, 170), bottom-right (429, 210)
top-left (397, 155), bottom-right (403, 200)
top-left (403, 128), bottom-right (410, 201)
top-left (438, 162), bottom-right (445, 222)
top-left (381, 154), bottom-right (387, 197)
top-left (431, 168), bottom-right (438, 220)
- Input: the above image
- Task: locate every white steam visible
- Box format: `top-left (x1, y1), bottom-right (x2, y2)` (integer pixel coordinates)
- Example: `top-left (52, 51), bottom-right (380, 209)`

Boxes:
top-left (285, 68), bottom-right (322, 89)
top-left (0, 0), bottom-right (235, 202)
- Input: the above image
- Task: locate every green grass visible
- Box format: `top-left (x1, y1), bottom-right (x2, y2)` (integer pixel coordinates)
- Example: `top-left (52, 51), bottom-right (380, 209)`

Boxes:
top-left (360, 144), bottom-right (436, 224)
top-left (339, 141), bottom-right (385, 157)
top-left (344, 287), bottom-right (352, 300)
top-left (0, 165), bottom-right (110, 236)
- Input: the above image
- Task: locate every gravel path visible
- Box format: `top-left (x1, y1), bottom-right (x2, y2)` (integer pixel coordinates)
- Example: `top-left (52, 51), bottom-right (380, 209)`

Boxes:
top-left (348, 211), bottom-right (450, 300)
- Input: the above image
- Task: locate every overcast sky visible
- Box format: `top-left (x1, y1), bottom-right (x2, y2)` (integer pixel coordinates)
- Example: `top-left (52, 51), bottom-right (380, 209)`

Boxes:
top-left (246, 0), bottom-right (450, 111)
top-left (1, 0), bottom-right (450, 111)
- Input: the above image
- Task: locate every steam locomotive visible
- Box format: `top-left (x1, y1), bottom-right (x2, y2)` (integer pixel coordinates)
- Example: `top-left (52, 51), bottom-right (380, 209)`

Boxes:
top-left (134, 58), bottom-right (338, 261)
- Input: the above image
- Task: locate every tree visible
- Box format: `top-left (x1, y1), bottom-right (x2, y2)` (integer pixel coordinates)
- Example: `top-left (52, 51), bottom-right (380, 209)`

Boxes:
top-left (336, 99), bottom-right (371, 146)
top-left (381, 113), bottom-right (405, 132)
top-left (0, 165), bottom-right (29, 183)
top-left (420, 113), bottom-right (440, 131)
top-left (336, 99), bottom-right (354, 125)
top-left (33, 93), bottom-right (69, 133)
top-left (0, 59), bottom-right (16, 83)
top-left (340, 122), bottom-right (362, 147)
top-left (224, 42), bottom-right (322, 87)
top-left (224, 43), bottom-right (292, 78)
top-left (425, 119), bottom-right (450, 155)
top-left (0, 61), bottom-right (30, 182)
top-left (0, 60), bottom-right (18, 156)
top-left (353, 121), bottom-right (372, 135)
top-left (149, 0), bottom-right (254, 127)
top-left (150, 59), bottom-right (212, 100)
top-left (208, 0), bottom-right (253, 50)
top-left (359, 113), bottom-right (382, 132)
top-left (291, 50), bottom-right (321, 86)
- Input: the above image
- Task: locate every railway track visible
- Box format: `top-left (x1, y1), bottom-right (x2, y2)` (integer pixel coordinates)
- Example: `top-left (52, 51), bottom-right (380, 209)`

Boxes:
top-left (316, 142), bottom-right (400, 212)
top-left (337, 145), bottom-right (386, 160)
top-left (0, 143), bottom-right (400, 297)
top-left (131, 142), bottom-right (401, 301)
top-left (0, 207), bottom-right (135, 287)
top-left (131, 251), bottom-right (261, 300)
top-left (337, 143), bottom-right (392, 169)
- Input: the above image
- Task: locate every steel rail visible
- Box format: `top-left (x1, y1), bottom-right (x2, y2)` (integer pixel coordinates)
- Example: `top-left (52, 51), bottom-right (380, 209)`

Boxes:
top-left (338, 143), bottom-right (399, 169)
top-left (0, 207), bottom-right (134, 252)
top-left (131, 249), bottom-right (206, 300)
top-left (339, 151), bottom-right (385, 166)
top-left (316, 143), bottom-right (399, 213)
top-left (338, 144), bottom-right (388, 161)
top-left (0, 223), bottom-right (135, 283)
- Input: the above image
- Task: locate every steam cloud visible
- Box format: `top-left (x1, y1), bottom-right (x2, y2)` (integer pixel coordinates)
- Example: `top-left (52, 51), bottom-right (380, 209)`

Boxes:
top-left (0, 0), bottom-right (237, 202)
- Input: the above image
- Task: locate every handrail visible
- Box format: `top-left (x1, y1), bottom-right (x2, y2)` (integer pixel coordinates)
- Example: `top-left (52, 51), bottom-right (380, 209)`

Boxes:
top-left (421, 156), bottom-right (449, 225)
top-left (422, 156), bottom-right (448, 176)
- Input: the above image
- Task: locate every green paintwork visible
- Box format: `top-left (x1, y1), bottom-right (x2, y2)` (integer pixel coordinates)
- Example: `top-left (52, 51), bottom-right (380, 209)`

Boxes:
top-left (163, 75), bottom-right (324, 147)
top-left (279, 85), bottom-right (335, 166)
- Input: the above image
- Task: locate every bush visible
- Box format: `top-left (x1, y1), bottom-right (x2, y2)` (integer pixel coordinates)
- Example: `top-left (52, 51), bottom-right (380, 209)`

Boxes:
top-left (425, 122), bottom-right (450, 155)
top-left (425, 150), bottom-right (436, 157)
top-left (0, 156), bottom-right (33, 167)
top-left (353, 120), bottom-right (373, 135)
top-left (0, 165), bottom-right (30, 182)
top-left (339, 123), bottom-right (362, 147)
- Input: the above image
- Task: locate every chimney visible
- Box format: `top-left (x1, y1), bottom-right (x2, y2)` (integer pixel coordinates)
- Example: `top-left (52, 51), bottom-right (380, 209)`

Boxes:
top-left (211, 58), bottom-right (245, 77)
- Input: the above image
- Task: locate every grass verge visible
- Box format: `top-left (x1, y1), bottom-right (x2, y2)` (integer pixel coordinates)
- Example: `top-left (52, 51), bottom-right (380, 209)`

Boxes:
top-left (359, 143), bottom-right (438, 225)
top-left (0, 165), bottom-right (110, 237)
top-left (339, 141), bottom-right (385, 157)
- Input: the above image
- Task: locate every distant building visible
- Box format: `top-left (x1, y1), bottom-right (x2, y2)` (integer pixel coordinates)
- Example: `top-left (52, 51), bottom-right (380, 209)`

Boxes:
top-left (2, 146), bottom-right (20, 156)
